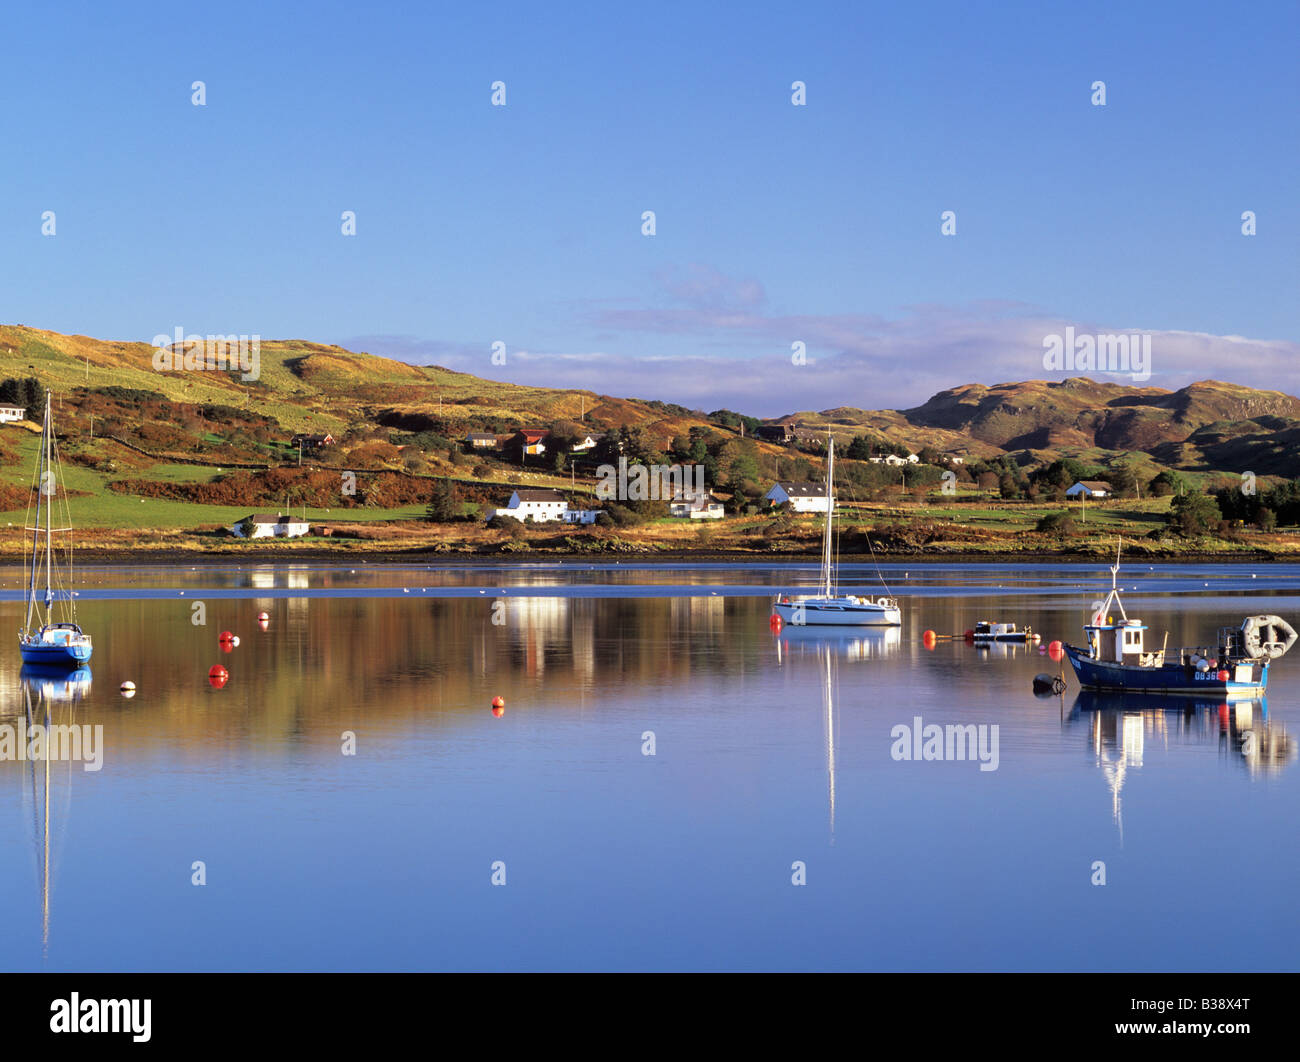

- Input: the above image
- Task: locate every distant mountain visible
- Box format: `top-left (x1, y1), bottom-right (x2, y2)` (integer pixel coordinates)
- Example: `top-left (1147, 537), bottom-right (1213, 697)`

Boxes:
top-left (2, 324), bottom-right (1296, 479)
top-left (778, 378), bottom-right (1300, 476)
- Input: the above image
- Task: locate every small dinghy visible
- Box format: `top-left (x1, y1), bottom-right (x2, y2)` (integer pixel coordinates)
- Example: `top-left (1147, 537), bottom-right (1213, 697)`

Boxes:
top-left (969, 621), bottom-right (1040, 644)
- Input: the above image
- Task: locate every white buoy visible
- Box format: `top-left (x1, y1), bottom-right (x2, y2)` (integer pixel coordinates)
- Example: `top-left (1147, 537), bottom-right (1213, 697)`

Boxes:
top-left (120, 681), bottom-right (136, 698)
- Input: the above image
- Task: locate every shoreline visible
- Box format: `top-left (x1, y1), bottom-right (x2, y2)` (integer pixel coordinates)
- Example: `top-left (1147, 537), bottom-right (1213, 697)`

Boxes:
top-left (0, 546), bottom-right (1284, 567)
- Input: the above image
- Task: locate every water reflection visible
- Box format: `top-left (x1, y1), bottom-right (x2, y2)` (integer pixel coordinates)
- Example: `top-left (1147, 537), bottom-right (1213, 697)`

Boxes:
top-left (773, 625), bottom-right (901, 663)
top-left (1067, 691), bottom-right (1295, 841)
top-left (16, 667), bottom-right (90, 959)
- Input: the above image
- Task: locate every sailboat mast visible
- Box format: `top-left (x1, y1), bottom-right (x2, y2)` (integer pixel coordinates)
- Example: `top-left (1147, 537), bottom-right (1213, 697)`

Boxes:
top-left (24, 399), bottom-right (48, 632)
top-left (45, 393), bottom-right (54, 620)
top-left (822, 438), bottom-right (835, 597)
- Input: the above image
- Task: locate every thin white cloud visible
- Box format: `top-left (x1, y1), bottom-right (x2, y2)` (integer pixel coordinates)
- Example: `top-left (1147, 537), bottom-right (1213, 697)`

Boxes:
top-left (344, 277), bottom-right (1300, 416)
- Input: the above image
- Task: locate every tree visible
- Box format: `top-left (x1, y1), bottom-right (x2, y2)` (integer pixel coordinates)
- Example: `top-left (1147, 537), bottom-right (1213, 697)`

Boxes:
top-left (1167, 492), bottom-right (1221, 536)
top-left (846, 435), bottom-right (873, 461)
top-left (1108, 464), bottom-right (1138, 498)
top-left (1148, 469), bottom-right (1185, 498)
top-left (425, 478), bottom-right (459, 522)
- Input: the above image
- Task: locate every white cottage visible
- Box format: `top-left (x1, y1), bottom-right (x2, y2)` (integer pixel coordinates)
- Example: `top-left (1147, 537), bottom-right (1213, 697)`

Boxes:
top-left (765, 482), bottom-right (830, 514)
top-left (670, 489), bottom-right (725, 520)
top-left (0, 405), bottom-right (25, 423)
top-left (1065, 480), bottom-right (1111, 500)
top-left (231, 513), bottom-right (311, 538)
top-left (489, 489), bottom-right (570, 522)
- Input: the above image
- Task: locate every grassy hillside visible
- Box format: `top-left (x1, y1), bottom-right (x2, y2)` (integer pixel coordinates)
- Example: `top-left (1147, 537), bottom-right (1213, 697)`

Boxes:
top-left (0, 323), bottom-right (1296, 558)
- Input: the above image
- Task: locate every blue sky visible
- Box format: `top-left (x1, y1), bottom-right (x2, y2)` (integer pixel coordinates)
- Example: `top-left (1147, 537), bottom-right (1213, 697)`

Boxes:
top-left (1, 0), bottom-right (1296, 415)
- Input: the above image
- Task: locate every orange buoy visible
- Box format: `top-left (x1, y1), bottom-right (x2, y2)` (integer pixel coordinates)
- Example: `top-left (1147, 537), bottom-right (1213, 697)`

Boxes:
top-left (922, 630), bottom-right (936, 650)
top-left (491, 696), bottom-right (505, 709)
top-left (208, 665), bottom-right (229, 689)
top-left (492, 705), bottom-right (504, 717)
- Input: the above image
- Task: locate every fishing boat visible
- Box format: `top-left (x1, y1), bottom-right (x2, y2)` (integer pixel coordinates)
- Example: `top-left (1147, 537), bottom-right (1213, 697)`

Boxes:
top-left (970, 620), bottom-right (1040, 644)
top-left (19, 391), bottom-right (92, 668)
top-left (772, 438), bottom-right (901, 627)
top-left (1064, 544), bottom-right (1294, 696)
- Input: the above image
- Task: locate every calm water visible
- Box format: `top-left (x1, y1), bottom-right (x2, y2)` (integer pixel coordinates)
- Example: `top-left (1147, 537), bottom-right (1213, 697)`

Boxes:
top-left (0, 561), bottom-right (1296, 971)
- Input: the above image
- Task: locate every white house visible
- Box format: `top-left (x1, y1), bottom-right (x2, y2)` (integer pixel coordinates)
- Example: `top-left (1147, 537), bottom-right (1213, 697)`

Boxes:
top-left (231, 513), bottom-right (311, 538)
top-left (670, 489), bottom-right (725, 520)
top-left (765, 482), bottom-right (830, 513)
top-left (0, 405), bottom-right (25, 423)
top-left (489, 489), bottom-right (587, 523)
top-left (561, 507), bottom-right (601, 524)
top-left (1065, 480), bottom-right (1111, 500)
top-left (570, 434), bottom-right (600, 453)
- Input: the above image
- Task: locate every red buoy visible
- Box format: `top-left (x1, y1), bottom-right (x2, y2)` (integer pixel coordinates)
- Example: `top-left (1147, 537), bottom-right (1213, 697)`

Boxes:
top-left (1048, 641), bottom-right (1064, 662)
top-left (1217, 669), bottom-right (1229, 681)
top-left (220, 640), bottom-right (234, 653)
top-left (964, 629), bottom-right (975, 641)
top-left (922, 630), bottom-right (936, 650)
top-left (492, 705), bottom-right (504, 718)
top-left (219, 630), bottom-right (234, 642)
top-left (256, 611), bottom-right (269, 622)
top-left (208, 665), bottom-right (229, 689)
top-left (491, 696), bottom-right (505, 710)
top-left (769, 614), bottom-right (782, 631)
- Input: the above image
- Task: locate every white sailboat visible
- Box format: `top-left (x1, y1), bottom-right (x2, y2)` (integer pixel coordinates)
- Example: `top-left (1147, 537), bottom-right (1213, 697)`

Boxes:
top-left (772, 438), bottom-right (901, 627)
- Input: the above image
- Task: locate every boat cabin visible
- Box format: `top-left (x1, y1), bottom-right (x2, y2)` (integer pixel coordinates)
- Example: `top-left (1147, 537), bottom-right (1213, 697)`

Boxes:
top-left (1084, 614), bottom-right (1150, 664)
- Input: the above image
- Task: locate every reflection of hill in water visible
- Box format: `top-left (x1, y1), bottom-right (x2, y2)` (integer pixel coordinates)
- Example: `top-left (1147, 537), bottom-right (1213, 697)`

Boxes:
top-left (0, 597), bottom-right (796, 760)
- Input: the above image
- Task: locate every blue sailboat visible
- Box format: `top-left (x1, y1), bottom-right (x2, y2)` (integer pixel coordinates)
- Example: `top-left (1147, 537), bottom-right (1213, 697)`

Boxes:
top-left (1064, 544), bottom-right (1294, 696)
top-left (19, 391), bottom-right (92, 668)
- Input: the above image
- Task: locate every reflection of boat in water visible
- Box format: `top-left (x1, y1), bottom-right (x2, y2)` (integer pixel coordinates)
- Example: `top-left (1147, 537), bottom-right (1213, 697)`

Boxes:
top-left (1068, 691), bottom-right (1294, 838)
top-left (19, 665), bottom-right (92, 702)
top-left (1065, 543), bottom-right (1295, 695)
top-left (19, 675), bottom-right (82, 958)
top-left (773, 636), bottom-right (849, 843)
top-left (774, 624), bottom-right (901, 662)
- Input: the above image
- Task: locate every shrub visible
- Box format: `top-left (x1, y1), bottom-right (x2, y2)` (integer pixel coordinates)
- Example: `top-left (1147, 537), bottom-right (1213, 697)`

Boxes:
top-left (1036, 511), bottom-right (1077, 535)
top-left (1167, 492), bottom-right (1222, 536)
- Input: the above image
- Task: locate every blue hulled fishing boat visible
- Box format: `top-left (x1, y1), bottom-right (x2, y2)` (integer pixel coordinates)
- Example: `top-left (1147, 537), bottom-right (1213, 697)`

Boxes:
top-left (1064, 545), bottom-right (1294, 696)
top-left (19, 392), bottom-right (92, 668)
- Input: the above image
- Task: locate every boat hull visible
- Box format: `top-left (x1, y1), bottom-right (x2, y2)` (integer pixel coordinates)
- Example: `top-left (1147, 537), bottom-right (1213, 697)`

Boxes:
top-left (1064, 643), bottom-right (1265, 695)
top-left (20, 642), bottom-right (92, 667)
top-left (773, 599), bottom-right (901, 627)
